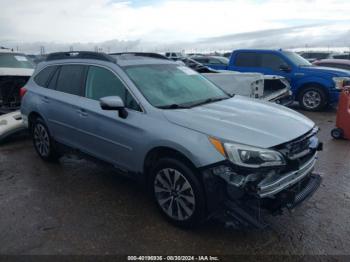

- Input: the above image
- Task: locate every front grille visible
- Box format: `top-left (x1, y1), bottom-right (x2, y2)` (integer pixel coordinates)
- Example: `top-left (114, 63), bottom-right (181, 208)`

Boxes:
top-left (274, 128), bottom-right (319, 171)
top-left (287, 137), bottom-right (311, 157)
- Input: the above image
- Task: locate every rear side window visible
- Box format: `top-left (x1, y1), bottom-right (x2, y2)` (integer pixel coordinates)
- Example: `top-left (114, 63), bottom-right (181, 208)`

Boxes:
top-left (56, 65), bottom-right (86, 96)
top-left (47, 66), bottom-right (60, 90)
top-left (194, 57), bottom-right (209, 64)
top-left (235, 53), bottom-right (259, 67)
top-left (34, 66), bottom-right (58, 87)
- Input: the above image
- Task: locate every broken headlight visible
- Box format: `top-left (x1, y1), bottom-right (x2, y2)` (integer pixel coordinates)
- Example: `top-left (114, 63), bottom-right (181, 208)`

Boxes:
top-left (333, 77), bottom-right (350, 90)
top-left (224, 143), bottom-right (286, 168)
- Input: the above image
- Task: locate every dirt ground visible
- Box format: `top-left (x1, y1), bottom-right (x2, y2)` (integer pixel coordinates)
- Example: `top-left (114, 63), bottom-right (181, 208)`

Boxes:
top-left (0, 107), bottom-right (349, 258)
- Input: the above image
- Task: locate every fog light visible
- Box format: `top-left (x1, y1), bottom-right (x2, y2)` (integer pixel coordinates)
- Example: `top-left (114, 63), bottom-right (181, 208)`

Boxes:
top-left (229, 174), bottom-right (245, 187)
top-left (212, 165), bottom-right (232, 176)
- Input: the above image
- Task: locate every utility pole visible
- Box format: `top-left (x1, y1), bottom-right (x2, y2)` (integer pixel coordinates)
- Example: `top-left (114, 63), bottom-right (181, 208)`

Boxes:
top-left (40, 46), bottom-right (45, 55)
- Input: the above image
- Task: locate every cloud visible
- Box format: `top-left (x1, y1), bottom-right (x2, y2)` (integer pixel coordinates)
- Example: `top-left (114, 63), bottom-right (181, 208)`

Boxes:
top-left (0, 0), bottom-right (349, 53)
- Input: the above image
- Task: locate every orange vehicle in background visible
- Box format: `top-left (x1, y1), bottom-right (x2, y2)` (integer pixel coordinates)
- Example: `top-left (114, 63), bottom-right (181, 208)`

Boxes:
top-left (331, 87), bottom-right (350, 140)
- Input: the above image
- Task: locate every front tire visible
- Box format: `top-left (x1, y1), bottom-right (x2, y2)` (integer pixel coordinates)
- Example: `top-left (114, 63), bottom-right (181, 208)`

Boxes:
top-left (32, 117), bottom-right (61, 161)
top-left (298, 86), bottom-right (327, 111)
top-left (150, 158), bottom-right (206, 228)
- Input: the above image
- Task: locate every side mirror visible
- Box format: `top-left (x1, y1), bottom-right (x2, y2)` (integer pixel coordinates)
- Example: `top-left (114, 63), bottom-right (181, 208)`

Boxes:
top-left (100, 96), bottom-right (128, 119)
top-left (279, 64), bottom-right (291, 72)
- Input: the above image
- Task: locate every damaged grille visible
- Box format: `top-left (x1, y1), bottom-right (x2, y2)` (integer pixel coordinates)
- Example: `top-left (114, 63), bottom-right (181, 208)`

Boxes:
top-left (286, 136), bottom-right (311, 159)
top-left (275, 127), bottom-right (319, 169)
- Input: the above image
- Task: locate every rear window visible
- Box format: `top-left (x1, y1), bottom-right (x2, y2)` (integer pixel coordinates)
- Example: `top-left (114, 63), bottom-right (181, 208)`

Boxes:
top-left (0, 53), bottom-right (34, 69)
top-left (235, 53), bottom-right (259, 67)
top-left (333, 54), bottom-right (350, 60)
top-left (56, 65), bottom-right (86, 96)
top-left (34, 66), bottom-right (58, 87)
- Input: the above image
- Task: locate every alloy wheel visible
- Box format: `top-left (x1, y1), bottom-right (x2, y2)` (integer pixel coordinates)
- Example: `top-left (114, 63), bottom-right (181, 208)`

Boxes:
top-left (302, 90), bottom-right (322, 109)
top-left (33, 123), bottom-right (50, 157)
top-left (154, 168), bottom-right (196, 221)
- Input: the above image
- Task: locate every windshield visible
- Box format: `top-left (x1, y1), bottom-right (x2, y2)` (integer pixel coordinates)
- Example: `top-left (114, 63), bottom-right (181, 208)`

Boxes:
top-left (282, 51), bottom-right (312, 67)
top-left (0, 53), bottom-right (34, 69)
top-left (124, 64), bottom-right (229, 108)
top-left (216, 56), bottom-right (229, 64)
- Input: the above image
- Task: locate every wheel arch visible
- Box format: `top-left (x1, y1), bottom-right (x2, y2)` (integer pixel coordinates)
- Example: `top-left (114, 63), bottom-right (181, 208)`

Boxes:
top-left (28, 111), bottom-right (45, 131)
top-left (295, 81), bottom-right (330, 100)
top-left (143, 146), bottom-right (199, 181)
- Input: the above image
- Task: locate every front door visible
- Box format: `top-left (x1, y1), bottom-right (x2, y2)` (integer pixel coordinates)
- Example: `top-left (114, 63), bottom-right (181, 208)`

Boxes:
top-left (76, 65), bottom-right (145, 171)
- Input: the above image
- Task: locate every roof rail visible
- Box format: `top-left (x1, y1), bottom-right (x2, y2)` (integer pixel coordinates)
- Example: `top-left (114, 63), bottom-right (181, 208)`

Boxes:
top-left (110, 52), bottom-right (169, 60)
top-left (46, 51), bottom-right (116, 63)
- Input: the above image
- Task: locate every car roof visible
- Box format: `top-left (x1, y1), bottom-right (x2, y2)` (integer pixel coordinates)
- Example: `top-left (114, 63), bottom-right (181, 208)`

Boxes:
top-left (111, 52), bottom-right (175, 67)
top-left (42, 51), bottom-right (176, 68)
top-left (314, 59), bottom-right (350, 65)
top-left (114, 55), bottom-right (176, 67)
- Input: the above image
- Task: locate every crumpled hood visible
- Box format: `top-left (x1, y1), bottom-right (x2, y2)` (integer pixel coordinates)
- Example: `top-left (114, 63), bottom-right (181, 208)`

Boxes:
top-left (163, 96), bottom-right (315, 148)
top-left (300, 66), bottom-right (350, 77)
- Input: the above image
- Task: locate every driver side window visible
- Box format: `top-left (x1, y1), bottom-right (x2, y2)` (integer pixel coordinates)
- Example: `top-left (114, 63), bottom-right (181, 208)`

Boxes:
top-left (260, 54), bottom-right (288, 71)
top-left (85, 66), bottom-right (141, 111)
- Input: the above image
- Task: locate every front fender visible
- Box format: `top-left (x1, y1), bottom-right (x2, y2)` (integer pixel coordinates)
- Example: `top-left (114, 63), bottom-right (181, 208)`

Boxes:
top-left (294, 76), bottom-right (333, 94)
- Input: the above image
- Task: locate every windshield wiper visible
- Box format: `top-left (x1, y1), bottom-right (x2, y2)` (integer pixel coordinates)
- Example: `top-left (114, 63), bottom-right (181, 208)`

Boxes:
top-left (157, 104), bottom-right (190, 109)
top-left (188, 97), bottom-right (228, 108)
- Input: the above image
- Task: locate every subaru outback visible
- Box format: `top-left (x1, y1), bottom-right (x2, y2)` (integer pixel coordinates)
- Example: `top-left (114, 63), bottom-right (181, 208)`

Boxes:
top-left (21, 52), bottom-right (322, 228)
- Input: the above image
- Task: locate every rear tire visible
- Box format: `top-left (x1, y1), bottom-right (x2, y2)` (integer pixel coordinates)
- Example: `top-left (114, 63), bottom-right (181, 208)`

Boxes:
top-left (298, 86), bottom-right (327, 111)
top-left (331, 128), bottom-right (344, 139)
top-left (150, 158), bottom-right (206, 228)
top-left (31, 117), bottom-right (61, 161)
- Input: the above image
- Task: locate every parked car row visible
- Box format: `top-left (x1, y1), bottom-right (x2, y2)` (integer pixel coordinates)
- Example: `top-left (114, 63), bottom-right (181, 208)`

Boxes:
top-left (299, 51), bottom-right (350, 63)
top-left (198, 49), bottom-right (350, 111)
top-left (178, 56), bottom-right (293, 105)
top-left (20, 51), bottom-right (323, 228)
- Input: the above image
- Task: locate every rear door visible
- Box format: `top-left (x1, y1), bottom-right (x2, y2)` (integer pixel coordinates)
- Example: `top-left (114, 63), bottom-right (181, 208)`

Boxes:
top-left (230, 52), bottom-right (262, 73)
top-left (45, 64), bottom-right (88, 149)
top-left (232, 52), bottom-right (293, 80)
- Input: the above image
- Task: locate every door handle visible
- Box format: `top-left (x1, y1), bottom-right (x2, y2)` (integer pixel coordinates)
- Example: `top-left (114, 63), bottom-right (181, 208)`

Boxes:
top-left (77, 109), bottom-right (88, 117)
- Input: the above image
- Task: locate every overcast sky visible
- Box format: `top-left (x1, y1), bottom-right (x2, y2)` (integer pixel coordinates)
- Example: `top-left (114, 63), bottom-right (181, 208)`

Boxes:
top-left (0, 0), bottom-right (349, 53)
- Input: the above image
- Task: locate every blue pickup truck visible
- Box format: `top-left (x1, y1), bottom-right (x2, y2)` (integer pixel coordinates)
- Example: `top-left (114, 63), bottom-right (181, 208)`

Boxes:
top-left (202, 49), bottom-right (350, 111)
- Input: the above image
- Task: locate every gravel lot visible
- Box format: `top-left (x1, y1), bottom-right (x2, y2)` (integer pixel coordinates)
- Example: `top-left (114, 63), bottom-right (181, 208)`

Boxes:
top-left (0, 107), bottom-right (349, 258)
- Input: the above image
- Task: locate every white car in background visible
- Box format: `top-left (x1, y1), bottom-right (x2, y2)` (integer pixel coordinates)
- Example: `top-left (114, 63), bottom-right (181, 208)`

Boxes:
top-left (0, 49), bottom-right (34, 141)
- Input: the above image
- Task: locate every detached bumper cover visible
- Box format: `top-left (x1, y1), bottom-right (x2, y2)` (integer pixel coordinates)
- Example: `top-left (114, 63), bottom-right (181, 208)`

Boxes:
top-left (257, 153), bottom-right (317, 198)
top-left (202, 157), bottom-right (321, 228)
top-left (0, 111), bottom-right (26, 141)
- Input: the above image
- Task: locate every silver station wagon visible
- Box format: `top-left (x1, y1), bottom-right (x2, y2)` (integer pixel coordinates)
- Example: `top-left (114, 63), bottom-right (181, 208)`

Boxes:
top-left (21, 52), bottom-right (322, 228)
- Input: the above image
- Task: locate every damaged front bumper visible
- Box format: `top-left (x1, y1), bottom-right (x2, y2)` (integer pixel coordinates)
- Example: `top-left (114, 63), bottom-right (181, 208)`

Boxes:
top-left (201, 136), bottom-right (323, 229)
top-left (0, 111), bottom-right (27, 142)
